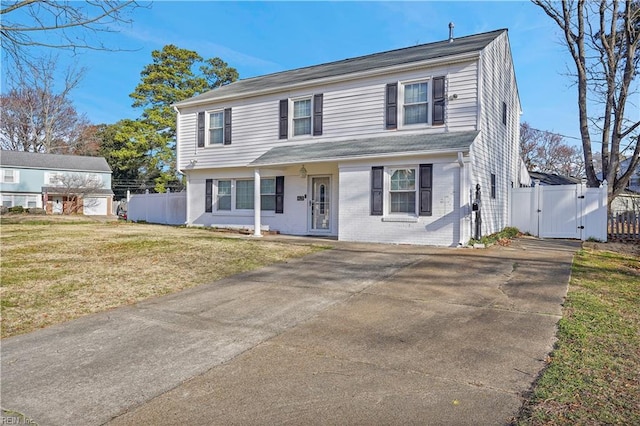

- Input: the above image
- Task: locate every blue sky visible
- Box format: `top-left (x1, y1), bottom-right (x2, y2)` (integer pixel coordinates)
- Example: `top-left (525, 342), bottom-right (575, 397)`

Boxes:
top-left (4, 1), bottom-right (587, 146)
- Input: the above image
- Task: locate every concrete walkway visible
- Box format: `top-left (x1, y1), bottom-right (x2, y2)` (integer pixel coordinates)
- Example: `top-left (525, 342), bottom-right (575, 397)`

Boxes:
top-left (1, 237), bottom-right (579, 425)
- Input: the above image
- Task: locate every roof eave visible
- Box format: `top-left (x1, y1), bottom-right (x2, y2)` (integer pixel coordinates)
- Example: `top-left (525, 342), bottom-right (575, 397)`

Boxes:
top-left (173, 51), bottom-right (481, 109)
top-left (250, 147), bottom-right (471, 168)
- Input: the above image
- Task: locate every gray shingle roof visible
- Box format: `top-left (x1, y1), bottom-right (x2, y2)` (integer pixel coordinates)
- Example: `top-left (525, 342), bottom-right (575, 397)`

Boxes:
top-left (528, 171), bottom-right (581, 185)
top-left (251, 131), bottom-right (479, 166)
top-left (0, 151), bottom-right (112, 173)
top-left (175, 29), bottom-right (506, 106)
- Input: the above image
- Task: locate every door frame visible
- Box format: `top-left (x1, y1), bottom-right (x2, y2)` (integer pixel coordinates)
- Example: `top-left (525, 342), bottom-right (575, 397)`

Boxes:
top-left (307, 175), bottom-right (332, 234)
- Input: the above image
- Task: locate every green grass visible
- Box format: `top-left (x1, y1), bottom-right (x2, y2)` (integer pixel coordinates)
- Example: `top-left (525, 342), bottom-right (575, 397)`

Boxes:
top-left (0, 219), bottom-right (325, 338)
top-left (516, 247), bottom-right (640, 425)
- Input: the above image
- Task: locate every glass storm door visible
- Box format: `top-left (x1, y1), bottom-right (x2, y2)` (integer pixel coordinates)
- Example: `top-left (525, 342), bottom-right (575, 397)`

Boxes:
top-left (310, 176), bottom-right (330, 231)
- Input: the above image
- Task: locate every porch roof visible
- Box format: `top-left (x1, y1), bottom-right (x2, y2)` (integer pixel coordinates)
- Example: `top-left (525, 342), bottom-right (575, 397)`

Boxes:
top-left (250, 130), bottom-right (479, 167)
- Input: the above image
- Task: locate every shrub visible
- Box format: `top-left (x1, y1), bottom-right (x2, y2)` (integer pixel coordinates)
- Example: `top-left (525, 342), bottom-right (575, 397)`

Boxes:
top-left (8, 206), bottom-right (24, 214)
top-left (469, 226), bottom-right (521, 246)
top-left (26, 208), bottom-right (47, 215)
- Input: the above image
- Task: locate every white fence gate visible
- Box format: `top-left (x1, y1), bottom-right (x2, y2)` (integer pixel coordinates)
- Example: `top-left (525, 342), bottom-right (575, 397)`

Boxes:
top-left (128, 191), bottom-right (187, 225)
top-left (511, 181), bottom-right (608, 241)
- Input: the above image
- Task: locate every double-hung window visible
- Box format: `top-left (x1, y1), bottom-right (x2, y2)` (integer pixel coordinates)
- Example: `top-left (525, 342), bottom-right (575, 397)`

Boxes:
top-left (1, 169), bottom-right (18, 183)
top-left (260, 179), bottom-right (276, 211)
top-left (217, 180), bottom-right (231, 210)
top-left (389, 168), bottom-right (417, 214)
top-left (386, 76), bottom-right (445, 129)
top-left (209, 111), bottom-right (224, 145)
top-left (403, 83), bottom-right (428, 125)
top-left (293, 98), bottom-right (312, 136)
top-left (198, 108), bottom-right (231, 147)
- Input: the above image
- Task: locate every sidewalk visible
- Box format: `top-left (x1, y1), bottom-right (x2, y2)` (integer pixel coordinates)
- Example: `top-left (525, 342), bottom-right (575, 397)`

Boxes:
top-left (1, 238), bottom-right (579, 425)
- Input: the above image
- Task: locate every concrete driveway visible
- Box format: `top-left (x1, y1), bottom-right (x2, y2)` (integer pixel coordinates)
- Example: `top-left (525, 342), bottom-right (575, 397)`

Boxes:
top-left (1, 237), bottom-right (579, 425)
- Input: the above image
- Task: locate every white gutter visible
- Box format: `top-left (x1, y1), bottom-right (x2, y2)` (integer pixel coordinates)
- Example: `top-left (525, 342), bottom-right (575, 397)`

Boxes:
top-left (250, 147), bottom-right (472, 168)
top-left (173, 51), bottom-right (481, 109)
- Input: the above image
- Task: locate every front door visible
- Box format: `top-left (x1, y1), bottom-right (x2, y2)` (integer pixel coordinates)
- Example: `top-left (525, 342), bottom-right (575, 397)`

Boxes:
top-left (310, 176), bottom-right (330, 232)
top-left (52, 197), bottom-right (63, 214)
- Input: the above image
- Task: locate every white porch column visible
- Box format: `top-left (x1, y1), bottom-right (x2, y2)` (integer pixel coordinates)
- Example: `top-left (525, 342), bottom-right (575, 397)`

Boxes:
top-left (253, 168), bottom-right (262, 237)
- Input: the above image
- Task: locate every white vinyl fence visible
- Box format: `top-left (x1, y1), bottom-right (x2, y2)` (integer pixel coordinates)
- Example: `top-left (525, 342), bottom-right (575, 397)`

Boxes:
top-left (511, 181), bottom-right (608, 242)
top-left (128, 191), bottom-right (186, 225)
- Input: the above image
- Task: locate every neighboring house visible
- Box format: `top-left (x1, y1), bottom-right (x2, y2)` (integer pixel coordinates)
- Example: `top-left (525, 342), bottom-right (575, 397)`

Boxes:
top-left (173, 29), bottom-right (526, 246)
top-left (0, 151), bottom-right (114, 215)
top-left (619, 157), bottom-right (640, 194)
top-left (528, 171), bottom-right (581, 186)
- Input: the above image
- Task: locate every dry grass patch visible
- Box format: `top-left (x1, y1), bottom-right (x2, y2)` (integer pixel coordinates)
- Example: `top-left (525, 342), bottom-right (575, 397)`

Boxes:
top-left (0, 219), bottom-right (323, 338)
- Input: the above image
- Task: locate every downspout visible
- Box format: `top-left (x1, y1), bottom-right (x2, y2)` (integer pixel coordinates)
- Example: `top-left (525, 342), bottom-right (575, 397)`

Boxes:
top-left (173, 105), bottom-right (189, 225)
top-left (253, 168), bottom-right (262, 237)
top-left (457, 152), bottom-right (467, 245)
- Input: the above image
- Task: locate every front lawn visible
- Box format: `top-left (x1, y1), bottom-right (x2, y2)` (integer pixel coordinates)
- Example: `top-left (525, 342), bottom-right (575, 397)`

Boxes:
top-left (517, 245), bottom-right (640, 424)
top-left (0, 217), bottom-right (322, 338)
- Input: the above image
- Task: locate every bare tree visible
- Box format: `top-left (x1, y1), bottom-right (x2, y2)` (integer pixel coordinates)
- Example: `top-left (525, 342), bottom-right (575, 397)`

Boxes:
top-left (0, 56), bottom-right (91, 153)
top-left (0, 1), bottom-right (144, 66)
top-left (48, 172), bottom-right (105, 214)
top-left (520, 122), bottom-right (584, 177)
top-left (532, 0), bottom-right (640, 205)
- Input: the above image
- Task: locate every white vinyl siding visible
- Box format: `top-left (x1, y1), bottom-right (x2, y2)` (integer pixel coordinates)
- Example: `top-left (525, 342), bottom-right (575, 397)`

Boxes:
top-left (176, 61), bottom-right (479, 169)
top-left (472, 31), bottom-right (521, 236)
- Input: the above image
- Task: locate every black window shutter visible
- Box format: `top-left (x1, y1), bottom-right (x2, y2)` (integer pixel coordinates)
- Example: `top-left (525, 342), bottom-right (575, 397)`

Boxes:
top-left (432, 76), bottom-right (445, 125)
top-left (313, 93), bottom-right (323, 136)
top-left (502, 102), bottom-right (507, 125)
top-left (419, 164), bottom-right (433, 216)
top-left (224, 108), bottom-right (232, 145)
top-left (385, 83), bottom-right (397, 130)
top-left (275, 176), bottom-right (284, 214)
top-left (491, 173), bottom-right (496, 198)
top-left (279, 99), bottom-right (288, 139)
top-left (197, 112), bottom-right (205, 147)
top-left (371, 166), bottom-right (384, 215)
top-left (205, 179), bottom-right (213, 213)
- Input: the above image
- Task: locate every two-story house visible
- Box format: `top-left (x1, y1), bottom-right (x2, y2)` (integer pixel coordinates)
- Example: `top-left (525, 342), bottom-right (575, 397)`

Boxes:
top-left (173, 29), bottom-right (527, 246)
top-left (0, 151), bottom-right (114, 215)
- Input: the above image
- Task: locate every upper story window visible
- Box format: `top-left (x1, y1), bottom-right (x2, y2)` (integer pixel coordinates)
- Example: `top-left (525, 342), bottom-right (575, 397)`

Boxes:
top-left (45, 172), bottom-right (63, 185)
top-left (209, 111), bottom-right (224, 144)
top-left (403, 82), bottom-right (428, 125)
top-left (44, 172), bottom-right (102, 187)
top-left (386, 76), bottom-right (445, 130)
top-left (279, 94), bottom-right (323, 139)
top-left (197, 108), bottom-right (232, 147)
top-left (1, 169), bottom-right (19, 184)
top-left (293, 98), bottom-right (312, 136)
